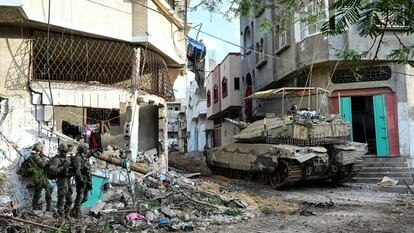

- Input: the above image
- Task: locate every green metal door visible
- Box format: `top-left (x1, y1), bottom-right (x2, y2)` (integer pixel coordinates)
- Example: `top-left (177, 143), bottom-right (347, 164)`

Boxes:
top-left (373, 94), bottom-right (389, 157)
top-left (340, 97), bottom-right (353, 141)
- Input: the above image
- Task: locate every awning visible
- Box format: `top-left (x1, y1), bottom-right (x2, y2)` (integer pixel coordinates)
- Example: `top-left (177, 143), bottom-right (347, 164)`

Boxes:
top-left (245, 87), bottom-right (329, 100)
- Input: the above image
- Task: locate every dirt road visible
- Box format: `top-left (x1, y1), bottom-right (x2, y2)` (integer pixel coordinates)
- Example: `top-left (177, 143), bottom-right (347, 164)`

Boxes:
top-left (169, 153), bottom-right (414, 233)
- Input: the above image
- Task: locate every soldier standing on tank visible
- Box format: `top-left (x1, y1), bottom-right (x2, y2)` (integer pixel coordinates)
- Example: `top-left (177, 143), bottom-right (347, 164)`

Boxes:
top-left (71, 143), bottom-right (92, 218)
top-left (49, 143), bottom-right (73, 216)
top-left (29, 142), bottom-right (52, 211)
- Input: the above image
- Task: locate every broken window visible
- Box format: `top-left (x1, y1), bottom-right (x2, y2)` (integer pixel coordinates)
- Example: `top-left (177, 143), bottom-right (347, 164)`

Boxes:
top-left (86, 108), bottom-right (120, 125)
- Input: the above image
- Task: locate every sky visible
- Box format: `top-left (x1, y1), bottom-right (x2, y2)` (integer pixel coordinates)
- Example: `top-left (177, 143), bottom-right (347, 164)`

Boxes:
top-left (173, 1), bottom-right (240, 99)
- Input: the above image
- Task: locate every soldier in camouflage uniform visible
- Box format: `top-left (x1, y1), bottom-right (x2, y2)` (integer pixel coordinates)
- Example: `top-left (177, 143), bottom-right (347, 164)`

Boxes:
top-left (71, 143), bottom-right (92, 218)
top-left (49, 143), bottom-right (73, 216)
top-left (29, 142), bottom-right (52, 211)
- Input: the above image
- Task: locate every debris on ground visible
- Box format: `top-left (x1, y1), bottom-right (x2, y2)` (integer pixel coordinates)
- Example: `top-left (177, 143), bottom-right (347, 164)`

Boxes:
top-left (377, 176), bottom-right (399, 186)
top-left (0, 166), bottom-right (253, 232)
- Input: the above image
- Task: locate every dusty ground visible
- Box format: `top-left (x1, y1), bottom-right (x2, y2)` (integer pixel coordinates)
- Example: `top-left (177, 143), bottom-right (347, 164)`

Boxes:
top-left (169, 153), bottom-right (414, 233)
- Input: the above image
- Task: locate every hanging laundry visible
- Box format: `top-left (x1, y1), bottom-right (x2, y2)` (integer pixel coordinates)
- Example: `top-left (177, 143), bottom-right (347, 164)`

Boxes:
top-left (83, 123), bottom-right (101, 150)
top-left (100, 121), bottom-right (111, 134)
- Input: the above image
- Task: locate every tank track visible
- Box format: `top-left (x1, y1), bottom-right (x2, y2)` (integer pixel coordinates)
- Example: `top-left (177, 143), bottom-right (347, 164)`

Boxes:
top-left (330, 159), bottom-right (364, 184)
top-left (208, 159), bottom-right (303, 189)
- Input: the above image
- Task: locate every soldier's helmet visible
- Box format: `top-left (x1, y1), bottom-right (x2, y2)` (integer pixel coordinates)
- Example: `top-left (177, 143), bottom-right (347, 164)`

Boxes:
top-left (58, 143), bottom-right (69, 153)
top-left (32, 142), bottom-right (44, 151)
top-left (77, 143), bottom-right (90, 153)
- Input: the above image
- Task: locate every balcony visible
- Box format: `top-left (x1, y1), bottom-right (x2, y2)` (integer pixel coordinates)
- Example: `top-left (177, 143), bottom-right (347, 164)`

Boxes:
top-left (0, 0), bottom-right (186, 67)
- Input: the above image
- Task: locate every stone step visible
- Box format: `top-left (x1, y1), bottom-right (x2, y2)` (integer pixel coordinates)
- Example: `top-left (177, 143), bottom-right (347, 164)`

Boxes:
top-left (352, 177), bottom-right (414, 185)
top-left (362, 167), bottom-right (411, 173)
top-left (357, 171), bottom-right (413, 178)
top-left (363, 157), bottom-right (408, 163)
top-left (363, 162), bottom-right (408, 167)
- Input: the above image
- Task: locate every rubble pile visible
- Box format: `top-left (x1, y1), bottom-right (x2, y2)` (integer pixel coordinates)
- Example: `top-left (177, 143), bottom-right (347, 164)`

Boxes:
top-left (0, 169), bottom-right (253, 232)
top-left (95, 169), bottom-right (253, 232)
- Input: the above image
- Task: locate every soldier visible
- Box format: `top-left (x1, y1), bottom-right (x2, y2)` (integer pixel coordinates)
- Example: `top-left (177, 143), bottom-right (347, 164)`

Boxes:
top-left (26, 142), bottom-right (52, 211)
top-left (49, 143), bottom-right (73, 216)
top-left (71, 143), bottom-right (92, 218)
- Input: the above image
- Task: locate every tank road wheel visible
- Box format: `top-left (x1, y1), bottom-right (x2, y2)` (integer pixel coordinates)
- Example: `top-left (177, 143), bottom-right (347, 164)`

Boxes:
top-left (272, 160), bottom-right (302, 189)
top-left (269, 171), bottom-right (282, 188)
top-left (256, 172), bottom-right (269, 185)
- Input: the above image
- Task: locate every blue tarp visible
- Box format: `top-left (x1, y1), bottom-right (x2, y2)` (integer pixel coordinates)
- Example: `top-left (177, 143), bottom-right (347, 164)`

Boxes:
top-left (187, 37), bottom-right (206, 63)
top-left (82, 174), bottom-right (108, 207)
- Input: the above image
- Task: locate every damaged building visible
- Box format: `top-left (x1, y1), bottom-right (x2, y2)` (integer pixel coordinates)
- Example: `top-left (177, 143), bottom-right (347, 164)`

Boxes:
top-left (0, 0), bottom-right (187, 204)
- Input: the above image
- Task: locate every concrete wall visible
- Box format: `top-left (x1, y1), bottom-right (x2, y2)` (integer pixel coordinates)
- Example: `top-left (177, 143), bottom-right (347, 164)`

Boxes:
top-left (21, 0), bottom-right (132, 41)
top-left (240, 8), bottom-right (274, 92)
top-left (394, 64), bottom-right (414, 167)
top-left (206, 74), bottom-right (213, 118)
top-left (0, 27), bottom-right (51, 206)
top-left (220, 53), bottom-right (242, 111)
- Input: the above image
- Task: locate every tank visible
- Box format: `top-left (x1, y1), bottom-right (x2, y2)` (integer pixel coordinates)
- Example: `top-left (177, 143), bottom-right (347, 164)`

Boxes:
top-left (206, 87), bottom-right (367, 189)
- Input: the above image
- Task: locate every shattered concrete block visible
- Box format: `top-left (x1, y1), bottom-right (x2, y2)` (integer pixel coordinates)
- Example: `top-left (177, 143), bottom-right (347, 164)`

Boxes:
top-left (147, 188), bottom-right (162, 197)
top-left (161, 206), bottom-right (177, 218)
top-left (90, 200), bottom-right (106, 215)
top-left (146, 210), bottom-right (157, 222)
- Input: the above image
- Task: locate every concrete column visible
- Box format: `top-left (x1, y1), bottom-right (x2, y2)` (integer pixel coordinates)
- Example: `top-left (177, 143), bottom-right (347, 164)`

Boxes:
top-left (158, 104), bottom-right (168, 169)
top-left (129, 95), bottom-right (140, 162)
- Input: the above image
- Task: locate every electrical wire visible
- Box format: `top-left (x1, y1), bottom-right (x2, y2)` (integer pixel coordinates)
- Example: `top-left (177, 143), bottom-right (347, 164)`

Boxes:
top-left (128, 0), bottom-right (293, 63)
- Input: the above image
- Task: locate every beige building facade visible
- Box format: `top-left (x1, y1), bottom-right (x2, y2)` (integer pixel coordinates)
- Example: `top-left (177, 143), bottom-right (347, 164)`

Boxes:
top-left (0, 0), bottom-right (187, 204)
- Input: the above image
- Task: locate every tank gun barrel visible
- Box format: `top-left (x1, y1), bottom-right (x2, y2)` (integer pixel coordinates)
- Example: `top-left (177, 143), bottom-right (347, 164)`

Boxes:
top-left (224, 118), bottom-right (249, 129)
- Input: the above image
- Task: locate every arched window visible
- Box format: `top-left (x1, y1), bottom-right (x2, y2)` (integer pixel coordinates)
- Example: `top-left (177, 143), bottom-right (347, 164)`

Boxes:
top-left (222, 77), bottom-right (228, 98)
top-left (243, 26), bottom-right (252, 52)
top-left (207, 90), bottom-right (211, 107)
top-left (213, 85), bottom-right (219, 103)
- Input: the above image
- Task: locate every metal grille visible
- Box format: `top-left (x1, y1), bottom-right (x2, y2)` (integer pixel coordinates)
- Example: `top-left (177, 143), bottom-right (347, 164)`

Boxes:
top-left (332, 66), bottom-right (392, 84)
top-left (31, 31), bottom-right (174, 100)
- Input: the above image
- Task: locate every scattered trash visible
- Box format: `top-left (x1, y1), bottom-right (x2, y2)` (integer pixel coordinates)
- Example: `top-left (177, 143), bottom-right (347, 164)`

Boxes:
top-left (126, 212), bottom-right (145, 221)
top-left (299, 209), bottom-right (316, 216)
top-left (90, 200), bottom-right (106, 215)
top-left (159, 217), bottom-right (170, 224)
top-left (377, 176), bottom-right (399, 187)
top-left (161, 207), bottom-right (177, 218)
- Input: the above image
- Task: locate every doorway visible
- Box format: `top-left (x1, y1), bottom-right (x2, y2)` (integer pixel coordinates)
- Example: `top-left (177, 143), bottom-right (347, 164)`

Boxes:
top-left (351, 96), bottom-right (376, 154)
top-left (340, 94), bottom-right (390, 157)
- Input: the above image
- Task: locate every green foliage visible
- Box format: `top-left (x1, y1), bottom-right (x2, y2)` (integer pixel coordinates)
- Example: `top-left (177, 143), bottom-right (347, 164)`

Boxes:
top-left (223, 208), bottom-right (241, 216)
top-left (387, 46), bottom-right (414, 64)
top-left (336, 50), bottom-right (368, 70)
top-left (113, 213), bottom-right (124, 224)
